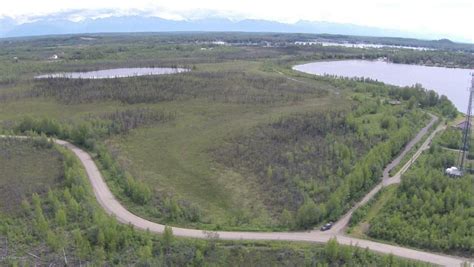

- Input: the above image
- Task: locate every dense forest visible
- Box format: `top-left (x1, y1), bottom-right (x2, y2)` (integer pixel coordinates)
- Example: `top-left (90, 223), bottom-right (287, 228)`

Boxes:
top-left (438, 128), bottom-right (462, 150)
top-left (216, 96), bottom-right (430, 229)
top-left (31, 70), bottom-right (323, 105)
top-left (387, 50), bottom-right (474, 68)
top-left (367, 145), bottom-right (474, 256)
top-left (313, 76), bottom-right (458, 119)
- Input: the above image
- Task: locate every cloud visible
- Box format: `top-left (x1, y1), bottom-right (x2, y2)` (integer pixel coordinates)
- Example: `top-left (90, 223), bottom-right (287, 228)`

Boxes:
top-left (0, 0), bottom-right (472, 42)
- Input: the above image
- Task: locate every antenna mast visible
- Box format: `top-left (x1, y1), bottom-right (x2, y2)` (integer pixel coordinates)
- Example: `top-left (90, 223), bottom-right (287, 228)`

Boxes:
top-left (458, 73), bottom-right (474, 171)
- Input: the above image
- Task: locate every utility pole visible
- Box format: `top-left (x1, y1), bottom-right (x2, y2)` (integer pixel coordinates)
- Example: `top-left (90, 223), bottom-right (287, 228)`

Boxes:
top-left (458, 73), bottom-right (474, 172)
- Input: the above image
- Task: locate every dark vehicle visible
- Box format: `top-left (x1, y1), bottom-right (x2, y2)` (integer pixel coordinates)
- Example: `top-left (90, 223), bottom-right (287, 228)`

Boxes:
top-left (320, 222), bottom-right (333, 231)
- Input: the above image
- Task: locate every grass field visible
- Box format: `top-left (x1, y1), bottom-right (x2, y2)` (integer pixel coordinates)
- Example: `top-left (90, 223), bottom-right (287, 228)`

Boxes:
top-left (0, 34), bottom-right (457, 232)
top-left (108, 95), bottom-right (342, 229)
top-left (0, 138), bottom-right (63, 214)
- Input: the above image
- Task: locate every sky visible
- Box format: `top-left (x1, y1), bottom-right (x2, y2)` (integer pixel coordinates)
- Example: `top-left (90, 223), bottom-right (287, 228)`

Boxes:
top-left (0, 0), bottom-right (473, 42)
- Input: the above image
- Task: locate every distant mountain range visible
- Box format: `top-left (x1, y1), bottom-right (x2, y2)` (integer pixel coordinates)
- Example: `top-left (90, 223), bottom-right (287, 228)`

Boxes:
top-left (0, 13), bottom-right (464, 41)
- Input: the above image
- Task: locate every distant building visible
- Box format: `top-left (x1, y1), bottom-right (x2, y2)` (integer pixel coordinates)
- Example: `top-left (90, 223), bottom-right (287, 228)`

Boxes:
top-left (388, 100), bottom-right (401, 105)
top-left (50, 54), bottom-right (59, 60)
top-left (211, 41), bottom-right (227, 45)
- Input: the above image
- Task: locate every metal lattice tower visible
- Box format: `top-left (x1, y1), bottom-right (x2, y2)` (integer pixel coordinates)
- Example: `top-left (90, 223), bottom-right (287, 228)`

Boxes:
top-left (458, 73), bottom-right (474, 171)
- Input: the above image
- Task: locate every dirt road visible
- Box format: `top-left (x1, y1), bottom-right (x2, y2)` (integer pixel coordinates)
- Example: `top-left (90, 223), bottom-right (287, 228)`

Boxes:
top-left (57, 135), bottom-right (468, 266)
top-left (327, 113), bottom-right (442, 234)
top-left (2, 116), bottom-right (471, 266)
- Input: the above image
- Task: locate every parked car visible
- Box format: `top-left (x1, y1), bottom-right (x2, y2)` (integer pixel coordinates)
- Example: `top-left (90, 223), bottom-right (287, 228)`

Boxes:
top-left (320, 222), bottom-right (333, 231)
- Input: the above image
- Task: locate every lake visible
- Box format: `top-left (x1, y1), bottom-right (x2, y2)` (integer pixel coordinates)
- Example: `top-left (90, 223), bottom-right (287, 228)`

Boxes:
top-left (35, 67), bottom-right (189, 79)
top-left (294, 41), bottom-right (433, 51)
top-left (293, 60), bottom-right (473, 112)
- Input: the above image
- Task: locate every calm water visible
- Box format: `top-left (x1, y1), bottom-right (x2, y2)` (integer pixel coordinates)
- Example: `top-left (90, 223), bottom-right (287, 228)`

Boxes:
top-left (294, 60), bottom-right (473, 112)
top-left (294, 41), bottom-right (433, 51)
top-left (35, 67), bottom-right (189, 79)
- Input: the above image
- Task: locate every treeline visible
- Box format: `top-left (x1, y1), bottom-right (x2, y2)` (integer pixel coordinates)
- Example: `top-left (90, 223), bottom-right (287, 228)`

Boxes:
top-left (12, 116), bottom-right (152, 205)
top-left (95, 142), bottom-right (204, 223)
top-left (286, 45), bottom-right (385, 65)
top-left (304, 111), bottom-right (421, 228)
top-left (4, 32), bottom-right (472, 53)
top-left (387, 85), bottom-right (458, 118)
top-left (287, 43), bottom-right (474, 69)
top-left (334, 77), bottom-right (458, 119)
top-left (97, 108), bottom-right (176, 135)
top-left (437, 127), bottom-right (462, 150)
top-left (30, 70), bottom-right (325, 105)
top-left (437, 127), bottom-right (474, 160)
top-left (11, 115), bottom-right (203, 225)
top-left (215, 99), bottom-right (428, 229)
top-left (368, 145), bottom-right (474, 256)
top-left (0, 140), bottom-right (429, 266)
top-left (388, 50), bottom-right (474, 69)
top-left (16, 107), bottom-right (175, 140)
top-left (348, 188), bottom-right (386, 228)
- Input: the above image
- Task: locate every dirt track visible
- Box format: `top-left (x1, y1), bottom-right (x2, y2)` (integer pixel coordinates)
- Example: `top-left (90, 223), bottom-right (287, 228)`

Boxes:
top-left (326, 113), bottom-right (442, 234)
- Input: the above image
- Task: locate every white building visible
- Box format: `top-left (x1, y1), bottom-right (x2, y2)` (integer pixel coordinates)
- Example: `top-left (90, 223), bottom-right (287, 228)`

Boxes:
top-left (445, 166), bottom-right (462, 177)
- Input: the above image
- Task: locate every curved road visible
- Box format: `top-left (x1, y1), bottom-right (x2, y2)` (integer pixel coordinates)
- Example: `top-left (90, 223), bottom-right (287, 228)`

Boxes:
top-left (2, 115), bottom-right (471, 266)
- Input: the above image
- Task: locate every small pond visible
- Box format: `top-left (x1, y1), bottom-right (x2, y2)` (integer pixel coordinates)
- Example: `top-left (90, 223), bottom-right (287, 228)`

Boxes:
top-left (35, 67), bottom-right (189, 79)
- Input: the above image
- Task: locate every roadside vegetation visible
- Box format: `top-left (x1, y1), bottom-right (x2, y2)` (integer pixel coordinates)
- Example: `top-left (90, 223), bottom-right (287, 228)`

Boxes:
top-left (347, 185), bottom-right (398, 237)
top-left (365, 144), bottom-right (474, 256)
top-left (438, 127), bottom-right (462, 150)
top-left (388, 118), bottom-right (441, 177)
top-left (345, 117), bottom-right (474, 258)
top-left (0, 138), bottom-right (429, 266)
